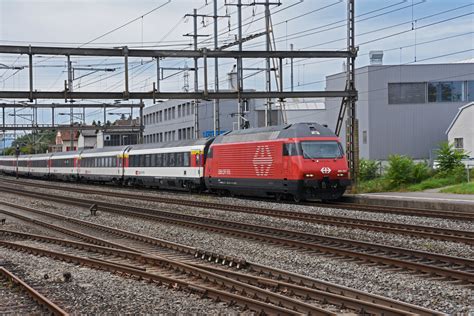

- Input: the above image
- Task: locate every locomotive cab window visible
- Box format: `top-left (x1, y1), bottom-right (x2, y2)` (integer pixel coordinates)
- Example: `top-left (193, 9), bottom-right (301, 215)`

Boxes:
top-left (283, 143), bottom-right (299, 156)
top-left (300, 141), bottom-right (343, 159)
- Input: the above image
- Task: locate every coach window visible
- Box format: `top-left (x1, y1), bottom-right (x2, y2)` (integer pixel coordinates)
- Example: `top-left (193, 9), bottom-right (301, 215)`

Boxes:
top-left (154, 154), bottom-right (161, 167)
top-left (149, 154), bottom-right (155, 167)
top-left (183, 152), bottom-right (190, 167)
top-left (145, 154), bottom-right (151, 167)
top-left (170, 153), bottom-right (177, 167)
top-left (176, 152), bottom-right (183, 167)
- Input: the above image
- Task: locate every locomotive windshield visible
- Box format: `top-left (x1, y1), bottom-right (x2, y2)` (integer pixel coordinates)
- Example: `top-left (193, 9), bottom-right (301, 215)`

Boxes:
top-left (300, 141), bottom-right (343, 159)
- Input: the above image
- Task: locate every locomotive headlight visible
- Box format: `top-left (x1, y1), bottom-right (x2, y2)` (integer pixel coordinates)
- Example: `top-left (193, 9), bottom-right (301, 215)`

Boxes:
top-left (305, 173), bottom-right (314, 178)
top-left (337, 170), bottom-right (348, 177)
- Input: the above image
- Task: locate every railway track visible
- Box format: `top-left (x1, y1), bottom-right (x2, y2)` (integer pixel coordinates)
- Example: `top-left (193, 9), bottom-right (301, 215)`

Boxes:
top-left (315, 201), bottom-right (474, 222)
top-left (0, 193), bottom-right (473, 285)
top-left (1, 177), bottom-right (473, 222)
top-left (0, 229), bottom-right (442, 315)
top-left (0, 265), bottom-right (68, 315)
top-left (0, 180), bottom-right (473, 245)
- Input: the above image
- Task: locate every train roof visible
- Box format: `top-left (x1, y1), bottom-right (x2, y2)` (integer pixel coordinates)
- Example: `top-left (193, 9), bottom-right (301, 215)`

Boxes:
top-left (81, 145), bottom-right (129, 155)
top-left (212, 123), bottom-right (336, 144)
top-left (128, 138), bottom-right (213, 151)
top-left (27, 153), bottom-right (53, 159)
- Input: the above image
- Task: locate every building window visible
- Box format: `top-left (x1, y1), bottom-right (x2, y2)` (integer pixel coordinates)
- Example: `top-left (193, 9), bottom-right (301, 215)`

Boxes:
top-left (243, 99), bottom-right (249, 112)
top-left (428, 81), bottom-right (464, 102)
top-left (362, 131), bottom-right (367, 144)
top-left (467, 81), bottom-right (474, 101)
top-left (454, 138), bottom-right (464, 149)
top-left (388, 83), bottom-right (426, 104)
top-left (172, 107), bottom-right (176, 119)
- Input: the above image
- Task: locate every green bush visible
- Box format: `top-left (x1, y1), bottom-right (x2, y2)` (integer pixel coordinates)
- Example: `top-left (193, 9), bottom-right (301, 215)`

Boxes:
top-left (435, 142), bottom-right (468, 173)
top-left (385, 155), bottom-right (415, 188)
top-left (412, 161), bottom-right (431, 183)
top-left (359, 159), bottom-right (380, 181)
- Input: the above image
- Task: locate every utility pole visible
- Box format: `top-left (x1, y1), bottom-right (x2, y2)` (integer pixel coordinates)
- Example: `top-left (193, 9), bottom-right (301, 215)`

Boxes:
top-left (265, 0), bottom-right (272, 126)
top-left (184, 9), bottom-right (208, 139)
top-left (346, 0), bottom-right (358, 189)
top-left (192, 9), bottom-right (199, 140)
top-left (237, 0), bottom-right (243, 130)
top-left (185, 8), bottom-right (227, 138)
top-left (213, 0), bottom-right (220, 136)
top-left (67, 55), bottom-right (74, 151)
top-left (290, 44), bottom-right (294, 92)
top-left (230, 0), bottom-right (280, 127)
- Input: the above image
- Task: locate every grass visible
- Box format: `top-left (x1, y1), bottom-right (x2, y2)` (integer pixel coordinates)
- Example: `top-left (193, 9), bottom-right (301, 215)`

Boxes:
top-left (356, 178), bottom-right (391, 193)
top-left (406, 176), bottom-right (460, 191)
top-left (440, 182), bottom-right (474, 194)
top-left (356, 176), bottom-right (463, 193)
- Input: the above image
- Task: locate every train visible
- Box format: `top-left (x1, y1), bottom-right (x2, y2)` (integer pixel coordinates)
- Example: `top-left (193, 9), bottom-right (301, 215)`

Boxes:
top-left (0, 123), bottom-right (351, 201)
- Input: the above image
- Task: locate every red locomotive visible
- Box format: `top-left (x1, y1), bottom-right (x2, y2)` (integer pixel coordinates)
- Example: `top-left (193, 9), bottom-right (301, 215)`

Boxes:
top-left (205, 123), bottom-right (350, 201)
top-left (0, 123), bottom-right (350, 202)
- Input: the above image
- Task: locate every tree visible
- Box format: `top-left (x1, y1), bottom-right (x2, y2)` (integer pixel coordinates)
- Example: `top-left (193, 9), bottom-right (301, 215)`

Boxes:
top-left (5, 130), bottom-right (56, 155)
top-left (436, 142), bottom-right (468, 173)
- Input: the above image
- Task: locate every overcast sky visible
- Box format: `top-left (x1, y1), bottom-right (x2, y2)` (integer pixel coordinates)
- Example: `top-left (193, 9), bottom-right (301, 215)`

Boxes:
top-left (0, 0), bottom-right (473, 125)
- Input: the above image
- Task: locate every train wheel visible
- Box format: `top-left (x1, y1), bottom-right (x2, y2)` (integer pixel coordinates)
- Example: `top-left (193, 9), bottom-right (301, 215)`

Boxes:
top-left (275, 193), bottom-right (282, 202)
top-left (293, 194), bottom-right (302, 203)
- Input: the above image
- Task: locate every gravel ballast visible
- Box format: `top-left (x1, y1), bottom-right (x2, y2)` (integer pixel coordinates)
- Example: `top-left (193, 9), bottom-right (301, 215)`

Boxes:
top-left (0, 248), bottom-right (244, 315)
top-left (2, 179), bottom-right (474, 313)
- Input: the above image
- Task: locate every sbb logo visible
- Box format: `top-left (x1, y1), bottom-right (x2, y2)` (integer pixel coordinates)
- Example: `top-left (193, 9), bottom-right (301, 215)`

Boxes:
top-left (320, 167), bottom-right (331, 174)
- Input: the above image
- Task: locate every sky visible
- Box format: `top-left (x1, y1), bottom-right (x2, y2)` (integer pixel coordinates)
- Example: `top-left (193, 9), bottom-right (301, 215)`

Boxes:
top-left (0, 0), bottom-right (473, 125)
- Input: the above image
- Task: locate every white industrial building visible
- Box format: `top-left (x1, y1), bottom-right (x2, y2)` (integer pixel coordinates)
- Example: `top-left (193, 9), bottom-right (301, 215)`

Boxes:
top-left (446, 102), bottom-right (474, 159)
